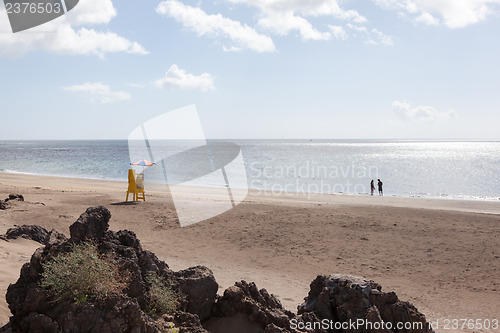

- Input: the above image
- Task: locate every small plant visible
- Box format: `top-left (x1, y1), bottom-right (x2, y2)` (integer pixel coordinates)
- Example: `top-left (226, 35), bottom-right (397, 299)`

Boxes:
top-left (145, 272), bottom-right (178, 317)
top-left (40, 241), bottom-right (127, 302)
top-left (167, 323), bottom-right (179, 333)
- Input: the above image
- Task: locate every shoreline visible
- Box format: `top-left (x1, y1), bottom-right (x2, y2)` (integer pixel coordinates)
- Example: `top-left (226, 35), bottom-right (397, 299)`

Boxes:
top-left (1, 171), bottom-right (499, 208)
top-left (1, 172), bottom-right (499, 331)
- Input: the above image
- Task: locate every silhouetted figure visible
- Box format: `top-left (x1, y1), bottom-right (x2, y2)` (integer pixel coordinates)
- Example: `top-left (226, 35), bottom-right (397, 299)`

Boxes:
top-left (377, 179), bottom-right (383, 196)
top-left (370, 180), bottom-right (375, 196)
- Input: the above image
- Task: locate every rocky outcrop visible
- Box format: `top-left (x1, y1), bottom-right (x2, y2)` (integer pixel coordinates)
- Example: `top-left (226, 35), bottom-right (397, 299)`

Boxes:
top-left (0, 194), bottom-right (25, 210)
top-left (1, 225), bottom-right (50, 244)
top-left (44, 229), bottom-right (68, 246)
top-left (0, 224), bottom-right (67, 245)
top-left (298, 274), bottom-right (434, 333)
top-left (69, 205), bottom-right (110, 243)
top-left (174, 266), bottom-right (218, 321)
top-left (213, 281), bottom-right (292, 328)
top-left (2, 206), bottom-right (434, 333)
top-left (208, 280), bottom-right (326, 333)
top-left (5, 194), bottom-right (24, 202)
top-left (4, 206), bottom-right (218, 333)
top-left (7, 294), bottom-right (161, 333)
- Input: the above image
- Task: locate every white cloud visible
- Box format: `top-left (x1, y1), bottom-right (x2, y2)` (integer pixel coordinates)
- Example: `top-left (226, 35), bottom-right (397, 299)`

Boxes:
top-left (0, 0), bottom-right (148, 57)
top-left (346, 24), bottom-right (394, 45)
top-left (258, 11), bottom-right (331, 40)
top-left (347, 24), bottom-right (369, 34)
top-left (155, 65), bottom-right (215, 92)
top-left (62, 82), bottom-right (131, 104)
top-left (373, 0), bottom-right (500, 28)
top-left (156, 0), bottom-right (275, 52)
top-left (328, 25), bottom-right (348, 40)
top-left (156, 0), bottom-right (390, 47)
top-left (392, 100), bottom-right (457, 122)
top-left (371, 28), bottom-right (394, 45)
top-left (227, 0), bottom-right (366, 22)
top-left (227, 0), bottom-right (366, 41)
top-left (64, 0), bottom-right (116, 25)
top-left (415, 12), bottom-right (439, 26)
top-left (371, 0), bottom-right (401, 8)
top-left (43, 26), bottom-right (147, 56)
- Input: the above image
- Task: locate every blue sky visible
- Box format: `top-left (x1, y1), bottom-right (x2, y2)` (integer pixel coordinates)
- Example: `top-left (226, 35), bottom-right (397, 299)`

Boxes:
top-left (1, 0), bottom-right (499, 139)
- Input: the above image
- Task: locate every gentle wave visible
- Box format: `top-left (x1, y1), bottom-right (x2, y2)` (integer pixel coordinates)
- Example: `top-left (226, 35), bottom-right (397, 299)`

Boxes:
top-left (0, 169), bottom-right (125, 182)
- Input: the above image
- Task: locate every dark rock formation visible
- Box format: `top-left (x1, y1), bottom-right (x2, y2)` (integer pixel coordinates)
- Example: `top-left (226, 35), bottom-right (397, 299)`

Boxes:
top-left (2, 206), bottom-right (434, 333)
top-left (4, 206), bottom-right (218, 333)
top-left (0, 323), bottom-right (10, 333)
top-left (44, 229), bottom-right (68, 246)
top-left (174, 266), bottom-right (218, 321)
top-left (213, 281), bottom-right (292, 328)
top-left (1, 225), bottom-right (49, 244)
top-left (298, 274), bottom-right (434, 333)
top-left (173, 311), bottom-right (209, 333)
top-left (69, 206), bottom-right (111, 243)
top-left (5, 194), bottom-right (24, 202)
top-left (0, 194), bottom-right (24, 210)
top-left (208, 280), bottom-right (326, 333)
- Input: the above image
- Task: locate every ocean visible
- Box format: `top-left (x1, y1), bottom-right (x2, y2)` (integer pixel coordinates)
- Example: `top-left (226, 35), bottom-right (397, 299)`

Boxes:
top-left (0, 140), bottom-right (499, 201)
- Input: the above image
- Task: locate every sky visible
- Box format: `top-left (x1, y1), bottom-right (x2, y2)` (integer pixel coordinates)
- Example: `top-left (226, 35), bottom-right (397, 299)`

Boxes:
top-left (0, 0), bottom-right (499, 140)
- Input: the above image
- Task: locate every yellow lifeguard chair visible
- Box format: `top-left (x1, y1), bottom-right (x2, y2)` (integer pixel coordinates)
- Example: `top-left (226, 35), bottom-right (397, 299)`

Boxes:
top-left (126, 169), bottom-right (145, 201)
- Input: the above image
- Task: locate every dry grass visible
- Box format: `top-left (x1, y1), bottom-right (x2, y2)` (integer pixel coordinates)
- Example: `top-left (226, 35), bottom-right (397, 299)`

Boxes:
top-left (40, 242), bottom-right (128, 303)
top-left (144, 272), bottom-right (178, 317)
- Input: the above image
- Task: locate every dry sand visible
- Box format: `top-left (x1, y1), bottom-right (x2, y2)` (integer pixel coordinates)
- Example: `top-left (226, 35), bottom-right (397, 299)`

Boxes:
top-left (0, 173), bottom-right (499, 332)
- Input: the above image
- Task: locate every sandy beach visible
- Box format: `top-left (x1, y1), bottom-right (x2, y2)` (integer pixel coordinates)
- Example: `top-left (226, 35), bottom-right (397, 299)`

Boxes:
top-left (0, 172), bottom-right (499, 331)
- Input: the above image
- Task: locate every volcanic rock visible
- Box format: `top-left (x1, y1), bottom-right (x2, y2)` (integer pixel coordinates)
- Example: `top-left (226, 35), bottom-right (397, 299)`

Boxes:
top-left (5, 194), bottom-right (24, 202)
top-left (298, 274), bottom-right (434, 333)
top-left (4, 206), bottom-right (217, 333)
top-left (2, 225), bottom-right (49, 244)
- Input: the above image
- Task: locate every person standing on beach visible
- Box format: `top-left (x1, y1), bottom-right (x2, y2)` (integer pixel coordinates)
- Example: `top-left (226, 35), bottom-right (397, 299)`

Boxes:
top-left (377, 179), bottom-right (383, 196)
top-left (370, 180), bottom-right (375, 196)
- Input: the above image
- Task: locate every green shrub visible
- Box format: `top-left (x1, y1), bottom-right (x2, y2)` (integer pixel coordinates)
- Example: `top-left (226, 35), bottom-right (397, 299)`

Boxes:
top-left (40, 242), bottom-right (127, 302)
top-left (145, 272), bottom-right (178, 316)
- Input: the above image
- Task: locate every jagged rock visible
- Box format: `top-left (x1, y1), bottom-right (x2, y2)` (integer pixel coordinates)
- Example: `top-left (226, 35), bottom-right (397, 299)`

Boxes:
top-left (174, 312), bottom-right (209, 333)
top-left (174, 266), bottom-right (218, 321)
top-left (12, 296), bottom-right (161, 333)
top-left (3, 206), bottom-right (214, 333)
top-left (3, 225), bottom-right (49, 244)
top-left (44, 229), bottom-right (68, 246)
top-left (0, 200), bottom-right (8, 210)
top-left (213, 280), bottom-right (291, 325)
top-left (0, 322), bottom-right (11, 333)
top-left (6, 194), bottom-right (24, 202)
top-left (208, 280), bottom-right (326, 333)
top-left (69, 206), bottom-right (111, 243)
top-left (0, 194), bottom-right (25, 210)
top-left (298, 274), bottom-right (434, 333)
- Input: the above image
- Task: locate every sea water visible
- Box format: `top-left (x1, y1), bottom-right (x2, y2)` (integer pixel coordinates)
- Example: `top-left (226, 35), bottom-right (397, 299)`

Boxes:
top-left (0, 140), bottom-right (499, 201)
